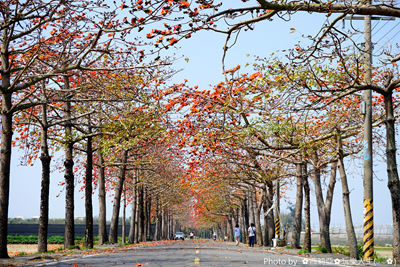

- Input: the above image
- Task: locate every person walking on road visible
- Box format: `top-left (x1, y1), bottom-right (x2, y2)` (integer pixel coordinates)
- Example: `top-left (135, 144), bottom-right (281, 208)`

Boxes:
top-left (234, 224), bottom-right (241, 246)
top-left (248, 223), bottom-right (256, 247)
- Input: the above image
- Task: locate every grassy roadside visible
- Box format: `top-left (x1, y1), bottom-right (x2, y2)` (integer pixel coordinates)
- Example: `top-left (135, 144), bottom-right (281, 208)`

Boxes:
top-left (282, 244), bottom-right (394, 263)
top-left (6, 236), bottom-right (177, 257)
top-left (309, 245), bottom-right (393, 260)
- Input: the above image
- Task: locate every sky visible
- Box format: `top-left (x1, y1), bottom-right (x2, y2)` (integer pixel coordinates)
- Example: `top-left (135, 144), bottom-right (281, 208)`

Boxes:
top-left (8, 5), bottom-right (400, 230)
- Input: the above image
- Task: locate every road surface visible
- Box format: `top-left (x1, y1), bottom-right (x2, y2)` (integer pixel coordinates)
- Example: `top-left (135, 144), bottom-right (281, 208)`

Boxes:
top-left (11, 240), bottom-right (396, 266)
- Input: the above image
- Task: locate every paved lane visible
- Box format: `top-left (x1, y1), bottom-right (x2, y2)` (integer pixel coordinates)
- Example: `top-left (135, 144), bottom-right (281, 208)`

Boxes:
top-left (21, 240), bottom-right (389, 267)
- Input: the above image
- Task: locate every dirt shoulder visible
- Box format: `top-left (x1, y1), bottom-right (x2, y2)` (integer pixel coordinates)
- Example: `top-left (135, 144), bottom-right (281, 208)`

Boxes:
top-left (0, 241), bottom-right (169, 266)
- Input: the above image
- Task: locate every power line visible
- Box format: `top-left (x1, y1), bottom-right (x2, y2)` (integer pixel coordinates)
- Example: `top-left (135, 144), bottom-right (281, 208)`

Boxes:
top-left (375, 20), bottom-right (400, 44)
top-left (353, 17), bottom-right (393, 43)
top-left (376, 24), bottom-right (400, 52)
top-left (372, 19), bottom-right (390, 36)
top-left (371, 20), bottom-right (381, 33)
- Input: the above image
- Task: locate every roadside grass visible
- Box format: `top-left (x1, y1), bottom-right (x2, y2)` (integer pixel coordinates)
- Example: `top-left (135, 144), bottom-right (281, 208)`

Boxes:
top-left (374, 247), bottom-right (394, 251)
top-left (7, 235), bottom-right (137, 257)
top-left (310, 244), bottom-right (393, 262)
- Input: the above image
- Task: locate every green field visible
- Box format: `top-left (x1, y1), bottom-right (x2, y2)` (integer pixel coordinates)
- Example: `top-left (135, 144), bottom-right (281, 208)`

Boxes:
top-left (7, 235), bottom-right (98, 245)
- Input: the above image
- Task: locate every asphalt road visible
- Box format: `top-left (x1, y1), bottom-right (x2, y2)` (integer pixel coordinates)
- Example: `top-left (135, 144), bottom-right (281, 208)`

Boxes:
top-left (15, 240), bottom-right (395, 267)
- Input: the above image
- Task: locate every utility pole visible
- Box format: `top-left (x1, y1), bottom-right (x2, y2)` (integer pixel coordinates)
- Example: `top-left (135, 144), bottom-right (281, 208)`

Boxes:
top-left (343, 3), bottom-right (395, 261)
top-left (362, 4), bottom-right (374, 261)
top-left (345, 8), bottom-right (395, 262)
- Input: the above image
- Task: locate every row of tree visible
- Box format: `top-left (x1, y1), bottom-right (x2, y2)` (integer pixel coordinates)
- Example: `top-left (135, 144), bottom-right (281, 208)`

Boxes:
top-left (165, 47), bottom-right (399, 261)
top-left (0, 0), bottom-right (199, 257)
top-left (1, 0), bottom-right (400, 262)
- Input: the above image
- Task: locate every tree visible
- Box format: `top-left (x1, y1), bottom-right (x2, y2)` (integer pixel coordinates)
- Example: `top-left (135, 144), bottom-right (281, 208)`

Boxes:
top-left (0, 0), bottom-right (116, 256)
top-left (128, 0), bottom-right (399, 258)
top-left (1, 0), bottom-right (179, 255)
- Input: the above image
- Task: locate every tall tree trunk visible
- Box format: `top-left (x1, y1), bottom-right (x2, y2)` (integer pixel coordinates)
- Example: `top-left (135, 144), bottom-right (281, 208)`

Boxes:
top-left (253, 186), bottom-right (263, 246)
top-left (249, 190), bottom-right (255, 226)
top-left (109, 150), bottom-right (128, 243)
top-left (128, 180), bottom-right (137, 243)
top-left (235, 208), bottom-right (239, 226)
top-left (98, 151), bottom-right (108, 244)
top-left (64, 142), bottom-right (74, 249)
top-left (239, 199), bottom-right (246, 244)
top-left (262, 186), bottom-right (270, 246)
top-left (245, 196), bottom-right (249, 241)
top-left (167, 210), bottom-right (171, 239)
top-left (142, 188), bottom-right (147, 241)
top-left (38, 103), bottom-right (51, 253)
top-left (85, 134), bottom-right (94, 249)
top-left (227, 214), bottom-right (234, 242)
top-left (384, 93), bottom-right (400, 262)
top-left (154, 198), bottom-right (161, 241)
top-left (337, 133), bottom-right (358, 259)
top-left (303, 163), bottom-right (311, 253)
top-left (143, 189), bottom-right (149, 241)
top-left (64, 76), bottom-right (75, 249)
top-left (161, 208), bottom-right (167, 239)
top-left (240, 196), bottom-right (249, 244)
top-left (312, 152), bottom-right (336, 253)
top-left (325, 163), bottom-right (336, 248)
top-left (283, 223), bottom-right (290, 243)
top-left (254, 204), bottom-right (263, 246)
top-left (166, 213), bottom-right (170, 239)
top-left (158, 201), bottom-right (162, 240)
top-left (265, 182), bottom-right (275, 246)
top-left (157, 207), bottom-right (161, 241)
top-left (167, 212), bottom-right (172, 239)
top-left (138, 184), bottom-right (145, 242)
top-left (122, 189), bottom-right (126, 245)
top-left (146, 194), bottom-right (151, 241)
top-left (0, 58), bottom-right (13, 259)
top-left (143, 187), bottom-right (148, 241)
top-left (291, 163), bottom-right (304, 249)
top-left (135, 190), bottom-right (141, 242)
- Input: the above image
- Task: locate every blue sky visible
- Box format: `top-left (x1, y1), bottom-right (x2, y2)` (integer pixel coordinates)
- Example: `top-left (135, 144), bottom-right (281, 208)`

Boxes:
top-left (9, 11), bottom-right (400, 229)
